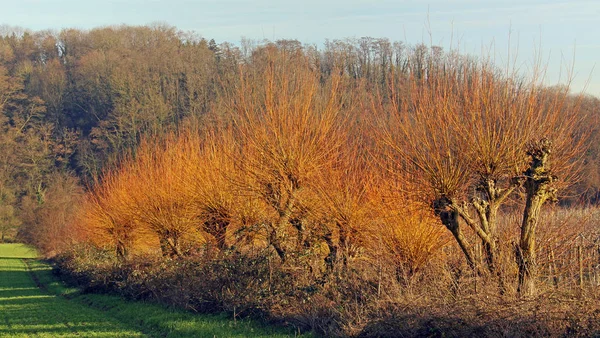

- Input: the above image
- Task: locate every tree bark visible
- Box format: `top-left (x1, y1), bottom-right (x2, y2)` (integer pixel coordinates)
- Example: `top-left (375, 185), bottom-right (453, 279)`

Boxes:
top-left (203, 219), bottom-right (229, 251)
top-left (518, 138), bottom-right (555, 296)
top-left (518, 192), bottom-right (545, 296)
top-left (434, 197), bottom-right (477, 271)
top-left (116, 239), bottom-right (128, 261)
top-left (264, 182), bottom-right (297, 263)
top-left (159, 233), bottom-right (182, 258)
top-left (323, 228), bottom-right (337, 271)
top-left (267, 223), bottom-right (287, 262)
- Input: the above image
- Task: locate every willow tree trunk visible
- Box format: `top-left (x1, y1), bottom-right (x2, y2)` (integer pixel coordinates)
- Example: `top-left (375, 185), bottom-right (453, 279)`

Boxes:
top-left (433, 198), bottom-right (477, 271)
top-left (159, 234), bottom-right (182, 258)
top-left (323, 228), bottom-right (337, 271)
top-left (518, 139), bottom-right (555, 296)
top-left (203, 219), bottom-right (229, 250)
top-left (518, 191), bottom-right (545, 295)
top-left (116, 239), bottom-right (129, 261)
top-left (268, 222), bottom-right (287, 262)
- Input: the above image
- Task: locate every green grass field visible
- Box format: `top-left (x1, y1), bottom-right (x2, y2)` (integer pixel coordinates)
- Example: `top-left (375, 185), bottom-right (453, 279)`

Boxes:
top-left (0, 244), bottom-right (307, 337)
top-left (0, 244), bottom-right (38, 259)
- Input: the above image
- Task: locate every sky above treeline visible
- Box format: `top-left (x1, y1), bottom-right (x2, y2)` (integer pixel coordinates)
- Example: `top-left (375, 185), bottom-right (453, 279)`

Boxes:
top-left (1, 0), bottom-right (599, 96)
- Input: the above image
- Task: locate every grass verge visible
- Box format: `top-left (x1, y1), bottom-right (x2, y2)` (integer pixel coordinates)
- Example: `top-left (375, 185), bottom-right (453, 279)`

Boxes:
top-left (0, 244), bottom-right (310, 337)
top-left (0, 243), bottom-right (38, 259)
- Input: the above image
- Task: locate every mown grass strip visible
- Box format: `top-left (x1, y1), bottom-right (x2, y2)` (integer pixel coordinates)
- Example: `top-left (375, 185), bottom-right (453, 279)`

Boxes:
top-left (0, 243), bottom-right (38, 259)
top-left (27, 259), bottom-right (307, 337)
top-left (0, 244), bottom-right (309, 337)
top-left (0, 257), bottom-right (145, 337)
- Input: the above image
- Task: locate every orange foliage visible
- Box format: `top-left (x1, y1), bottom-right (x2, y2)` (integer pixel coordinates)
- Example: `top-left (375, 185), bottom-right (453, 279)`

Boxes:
top-left (75, 47), bottom-right (450, 273)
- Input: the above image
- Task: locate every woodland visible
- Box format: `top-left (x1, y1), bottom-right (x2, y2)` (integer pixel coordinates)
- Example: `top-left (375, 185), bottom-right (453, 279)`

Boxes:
top-left (1, 24), bottom-right (600, 336)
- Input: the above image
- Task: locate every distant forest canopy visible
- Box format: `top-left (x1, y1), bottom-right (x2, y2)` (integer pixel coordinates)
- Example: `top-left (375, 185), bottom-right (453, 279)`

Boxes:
top-left (0, 24), bottom-right (598, 242)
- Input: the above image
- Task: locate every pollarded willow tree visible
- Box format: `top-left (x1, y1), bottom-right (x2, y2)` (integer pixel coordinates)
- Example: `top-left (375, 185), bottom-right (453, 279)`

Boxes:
top-left (80, 164), bottom-right (143, 260)
top-left (175, 124), bottom-right (239, 252)
top-left (515, 84), bottom-right (586, 295)
top-left (224, 46), bottom-right (346, 263)
top-left (125, 136), bottom-right (205, 258)
top-left (379, 49), bottom-right (585, 295)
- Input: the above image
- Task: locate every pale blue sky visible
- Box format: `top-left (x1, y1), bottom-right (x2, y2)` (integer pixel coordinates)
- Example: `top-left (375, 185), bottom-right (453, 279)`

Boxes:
top-left (0, 0), bottom-right (598, 96)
